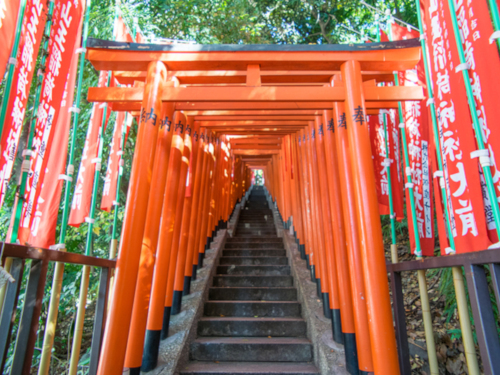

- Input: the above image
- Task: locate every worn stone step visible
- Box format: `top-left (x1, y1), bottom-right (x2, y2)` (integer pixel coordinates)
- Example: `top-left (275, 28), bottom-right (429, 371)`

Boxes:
top-left (213, 275), bottom-right (293, 287)
top-left (222, 249), bottom-right (286, 257)
top-left (180, 361), bottom-right (320, 375)
top-left (236, 228), bottom-right (277, 236)
top-left (226, 237), bottom-right (283, 243)
top-left (237, 223), bottom-right (275, 228)
top-left (208, 287), bottom-right (297, 301)
top-left (197, 317), bottom-right (307, 337)
top-left (190, 337), bottom-right (313, 362)
top-left (235, 229), bottom-right (277, 237)
top-left (204, 301), bottom-right (300, 317)
top-left (237, 221), bottom-right (273, 225)
top-left (217, 265), bottom-right (290, 276)
top-left (234, 235), bottom-right (277, 239)
top-left (240, 214), bottom-right (274, 220)
top-left (239, 214), bottom-right (273, 218)
top-left (225, 243), bottom-right (283, 249)
top-left (219, 256), bottom-right (288, 266)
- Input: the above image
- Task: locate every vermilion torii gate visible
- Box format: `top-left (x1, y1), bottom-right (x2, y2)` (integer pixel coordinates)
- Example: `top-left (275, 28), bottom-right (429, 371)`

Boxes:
top-left (84, 38), bottom-right (423, 375)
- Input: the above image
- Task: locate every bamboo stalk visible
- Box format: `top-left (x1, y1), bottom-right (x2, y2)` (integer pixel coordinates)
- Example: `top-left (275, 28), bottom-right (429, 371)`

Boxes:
top-left (417, 269), bottom-right (439, 374)
top-left (0, 0), bottom-right (28, 138)
top-left (37, 1), bottom-right (93, 373)
top-left (107, 238), bottom-right (118, 309)
top-left (68, 265), bottom-right (91, 375)
top-left (452, 266), bottom-right (479, 373)
top-left (38, 259), bottom-right (65, 374)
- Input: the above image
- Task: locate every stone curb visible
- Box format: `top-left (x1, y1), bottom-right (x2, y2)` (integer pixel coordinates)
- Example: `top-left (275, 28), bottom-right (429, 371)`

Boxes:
top-left (146, 230), bottom-right (228, 375)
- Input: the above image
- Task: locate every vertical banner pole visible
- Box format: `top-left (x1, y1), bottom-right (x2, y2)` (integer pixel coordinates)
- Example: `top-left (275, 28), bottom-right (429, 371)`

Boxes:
top-left (377, 26), bottom-right (399, 263)
top-left (68, 80), bottom-right (111, 375)
top-left (0, 0), bottom-right (27, 138)
top-left (110, 113), bottom-right (128, 252)
top-left (413, 1), bottom-right (480, 373)
top-left (381, 112), bottom-right (398, 262)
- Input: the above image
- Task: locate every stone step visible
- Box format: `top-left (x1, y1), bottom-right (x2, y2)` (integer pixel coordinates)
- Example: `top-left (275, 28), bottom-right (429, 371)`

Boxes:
top-left (204, 301), bottom-right (301, 317)
top-left (219, 256), bottom-right (288, 266)
top-left (217, 265), bottom-right (290, 276)
top-left (226, 237), bottom-right (283, 243)
top-left (234, 230), bottom-right (277, 236)
top-left (237, 220), bottom-right (273, 224)
top-left (222, 249), bottom-right (286, 257)
top-left (213, 275), bottom-right (293, 287)
top-left (180, 361), bottom-right (320, 375)
top-left (240, 214), bottom-right (274, 220)
top-left (234, 233), bottom-right (277, 238)
top-left (190, 337), bottom-right (313, 362)
top-left (237, 223), bottom-right (275, 228)
top-left (208, 287), bottom-right (297, 301)
top-left (197, 317), bottom-right (307, 337)
top-left (225, 243), bottom-right (283, 249)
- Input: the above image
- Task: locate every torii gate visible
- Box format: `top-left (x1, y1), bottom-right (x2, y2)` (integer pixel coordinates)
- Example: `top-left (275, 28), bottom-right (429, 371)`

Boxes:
top-left (84, 37), bottom-right (423, 375)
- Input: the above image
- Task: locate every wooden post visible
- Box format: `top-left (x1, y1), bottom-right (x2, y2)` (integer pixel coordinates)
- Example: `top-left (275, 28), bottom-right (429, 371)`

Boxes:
top-left (341, 60), bottom-right (400, 374)
top-left (124, 101), bottom-right (175, 374)
top-left (183, 127), bottom-right (209, 295)
top-left (97, 60), bottom-right (167, 375)
top-left (331, 102), bottom-right (374, 374)
top-left (142, 111), bottom-right (187, 371)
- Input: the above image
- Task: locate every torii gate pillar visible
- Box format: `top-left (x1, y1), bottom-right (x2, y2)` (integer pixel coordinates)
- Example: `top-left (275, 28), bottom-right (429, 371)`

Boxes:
top-left (342, 59), bottom-right (400, 375)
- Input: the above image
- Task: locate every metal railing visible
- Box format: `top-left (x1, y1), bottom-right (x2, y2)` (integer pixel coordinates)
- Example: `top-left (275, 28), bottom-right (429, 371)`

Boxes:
top-left (0, 243), bottom-right (116, 375)
top-left (388, 249), bottom-right (500, 374)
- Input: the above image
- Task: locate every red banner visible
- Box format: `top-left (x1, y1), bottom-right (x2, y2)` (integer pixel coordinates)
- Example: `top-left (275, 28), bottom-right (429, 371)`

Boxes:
top-left (0, 0), bottom-right (21, 78)
top-left (368, 110), bottom-right (404, 220)
top-left (68, 72), bottom-right (107, 227)
top-left (99, 16), bottom-right (136, 212)
top-left (18, 0), bottom-right (83, 243)
top-left (389, 22), bottom-right (436, 256)
top-left (26, 17), bottom-right (82, 248)
top-left (430, 136), bottom-right (452, 254)
top-left (101, 111), bottom-right (125, 211)
top-left (421, 0), bottom-right (491, 253)
top-left (0, 0), bottom-right (47, 209)
top-left (401, 69), bottom-right (436, 256)
top-left (447, 0), bottom-right (500, 244)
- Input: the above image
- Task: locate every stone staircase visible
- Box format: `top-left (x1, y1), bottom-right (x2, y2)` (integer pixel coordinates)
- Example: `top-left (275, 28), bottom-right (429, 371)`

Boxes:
top-left (181, 186), bottom-right (319, 375)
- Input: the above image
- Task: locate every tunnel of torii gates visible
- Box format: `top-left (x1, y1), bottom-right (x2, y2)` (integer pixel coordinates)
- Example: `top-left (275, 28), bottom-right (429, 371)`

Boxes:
top-left (85, 37), bottom-right (424, 375)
